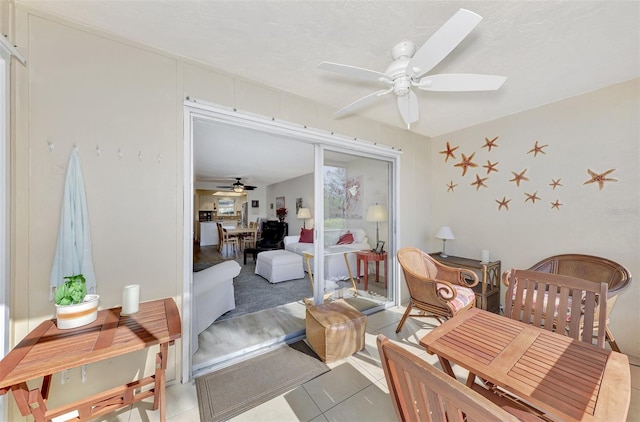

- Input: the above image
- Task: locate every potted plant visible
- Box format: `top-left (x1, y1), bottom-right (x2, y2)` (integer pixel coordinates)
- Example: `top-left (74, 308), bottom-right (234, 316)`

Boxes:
top-left (54, 274), bottom-right (100, 329)
top-left (276, 207), bottom-right (288, 222)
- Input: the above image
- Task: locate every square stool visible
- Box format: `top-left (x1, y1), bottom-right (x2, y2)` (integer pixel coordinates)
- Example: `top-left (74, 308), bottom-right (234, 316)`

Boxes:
top-left (305, 299), bottom-right (366, 363)
top-left (255, 250), bottom-right (304, 283)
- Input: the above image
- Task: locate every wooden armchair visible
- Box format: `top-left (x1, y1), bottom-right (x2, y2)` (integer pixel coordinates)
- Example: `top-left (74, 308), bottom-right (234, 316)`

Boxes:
top-left (396, 247), bottom-right (478, 333)
top-left (504, 254), bottom-right (631, 351)
top-left (376, 335), bottom-right (541, 422)
top-left (505, 269), bottom-right (608, 348)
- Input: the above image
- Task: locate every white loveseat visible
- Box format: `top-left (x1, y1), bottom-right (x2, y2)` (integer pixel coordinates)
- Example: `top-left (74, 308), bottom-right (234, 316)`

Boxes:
top-left (284, 228), bottom-right (370, 280)
top-left (192, 260), bottom-right (241, 353)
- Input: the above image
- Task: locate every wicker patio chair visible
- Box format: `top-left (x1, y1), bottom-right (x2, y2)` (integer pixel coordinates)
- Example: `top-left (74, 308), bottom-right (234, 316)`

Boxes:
top-left (395, 247), bottom-right (477, 333)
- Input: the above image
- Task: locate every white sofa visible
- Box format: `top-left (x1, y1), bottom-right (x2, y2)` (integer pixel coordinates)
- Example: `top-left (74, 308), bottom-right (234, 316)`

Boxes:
top-left (284, 228), bottom-right (370, 280)
top-left (192, 260), bottom-right (241, 353)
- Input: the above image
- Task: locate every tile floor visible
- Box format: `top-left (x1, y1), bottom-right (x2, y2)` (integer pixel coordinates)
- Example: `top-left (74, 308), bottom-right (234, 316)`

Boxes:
top-left (98, 305), bottom-right (639, 422)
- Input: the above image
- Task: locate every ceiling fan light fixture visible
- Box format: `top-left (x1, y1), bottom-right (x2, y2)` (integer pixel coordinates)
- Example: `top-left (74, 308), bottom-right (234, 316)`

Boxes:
top-left (233, 185), bottom-right (244, 193)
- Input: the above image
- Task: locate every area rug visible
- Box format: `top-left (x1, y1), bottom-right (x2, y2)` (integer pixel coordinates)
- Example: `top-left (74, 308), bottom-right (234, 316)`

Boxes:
top-left (195, 341), bottom-right (329, 422)
top-left (216, 259), bottom-right (312, 321)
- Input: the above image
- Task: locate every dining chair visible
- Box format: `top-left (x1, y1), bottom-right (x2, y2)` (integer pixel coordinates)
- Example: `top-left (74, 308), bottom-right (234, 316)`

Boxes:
top-left (217, 223), bottom-right (239, 256)
top-left (504, 269), bottom-right (608, 348)
top-left (395, 247), bottom-right (478, 333)
top-left (504, 254), bottom-right (631, 352)
top-left (241, 227), bottom-right (257, 250)
top-left (376, 335), bottom-right (542, 422)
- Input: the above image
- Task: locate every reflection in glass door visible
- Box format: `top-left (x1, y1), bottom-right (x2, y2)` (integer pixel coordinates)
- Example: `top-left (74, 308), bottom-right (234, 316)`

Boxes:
top-left (319, 150), bottom-right (392, 311)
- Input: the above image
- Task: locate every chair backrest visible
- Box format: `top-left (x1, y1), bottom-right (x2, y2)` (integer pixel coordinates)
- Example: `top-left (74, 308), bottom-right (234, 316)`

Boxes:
top-left (397, 247), bottom-right (444, 306)
top-left (257, 221), bottom-right (287, 248)
top-left (528, 254), bottom-right (631, 297)
top-left (376, 334), bottom-right (521, 422)
top-left (505, 269), bottom-right (608, 348)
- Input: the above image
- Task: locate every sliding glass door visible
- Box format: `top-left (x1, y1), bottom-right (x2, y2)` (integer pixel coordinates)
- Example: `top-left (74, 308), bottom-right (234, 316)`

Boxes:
top-left (311, 148), bottom-right (393, 310)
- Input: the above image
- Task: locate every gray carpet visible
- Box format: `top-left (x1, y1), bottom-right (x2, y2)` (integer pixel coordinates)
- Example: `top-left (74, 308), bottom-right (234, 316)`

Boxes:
top-left (217, 259), bottom-right (313, 321)
top-left (196, 341), bottom-right (329, 422)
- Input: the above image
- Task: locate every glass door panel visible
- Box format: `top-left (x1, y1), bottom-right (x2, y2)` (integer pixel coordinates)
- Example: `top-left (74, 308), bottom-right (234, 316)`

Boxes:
top-left (320, 150), bottom-right (392, 310)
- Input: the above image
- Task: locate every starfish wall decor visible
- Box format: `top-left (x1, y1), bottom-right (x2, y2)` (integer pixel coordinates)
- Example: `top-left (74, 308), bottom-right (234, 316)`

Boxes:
top-left (583, 168), bottom-right (617, 190)
top-left (438, 138), bottom-right (622, 213)
top-left (454, 152), bottom-right (478, 176)
top-left (439, 141), bottom-right (459, 162)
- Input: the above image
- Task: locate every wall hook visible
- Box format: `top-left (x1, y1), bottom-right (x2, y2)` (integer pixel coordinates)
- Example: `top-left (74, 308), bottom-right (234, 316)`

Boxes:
top-left (96, 145), bottom-right (102, 156)
top-left (138, 151), bottom-right (144, 161)
top-left (117, 148), bottom-right (123, 159)
top-left (48, 141), bottom-right (54, 151)
top-left (156, 153), bottom-right (163, 163)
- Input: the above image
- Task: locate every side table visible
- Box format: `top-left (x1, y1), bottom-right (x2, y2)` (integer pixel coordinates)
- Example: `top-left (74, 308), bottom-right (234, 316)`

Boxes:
top-left (356, 250), bottom-right (388, 290)
top-left (0, 298), bottom-right (181, 421)
top-left (429, 253), bottom-right (501, 314)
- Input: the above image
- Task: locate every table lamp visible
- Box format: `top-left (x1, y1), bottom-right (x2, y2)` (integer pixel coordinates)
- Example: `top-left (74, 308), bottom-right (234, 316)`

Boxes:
top-left (297, 207), bottom-right (311, 228)
top-left (435, 226), bottom-right (455, 257)
top-left (366, 204), bottom-right (387, 245)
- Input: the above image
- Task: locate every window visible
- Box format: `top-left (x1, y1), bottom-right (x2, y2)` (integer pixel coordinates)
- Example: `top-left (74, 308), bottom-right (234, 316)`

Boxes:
top-left (217, 199), bottom-right (235, 215)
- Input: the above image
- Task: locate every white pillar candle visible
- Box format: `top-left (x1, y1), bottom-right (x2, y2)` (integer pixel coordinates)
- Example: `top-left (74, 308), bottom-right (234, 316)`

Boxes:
top-left (121, 284), bottom-right (140, 315)
top-left (481, 250), bottom-right (490, 264)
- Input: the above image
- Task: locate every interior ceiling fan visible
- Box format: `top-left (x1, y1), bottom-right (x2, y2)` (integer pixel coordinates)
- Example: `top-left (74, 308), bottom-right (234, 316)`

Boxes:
top-left (318, 8), bottom-right (506, 128)
top-left (216, 178), bottom-right (257, 192)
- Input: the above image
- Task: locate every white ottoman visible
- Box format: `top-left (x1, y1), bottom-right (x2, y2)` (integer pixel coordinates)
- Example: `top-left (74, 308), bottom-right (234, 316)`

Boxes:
top-left (255, 250), bottom-right (304, 283)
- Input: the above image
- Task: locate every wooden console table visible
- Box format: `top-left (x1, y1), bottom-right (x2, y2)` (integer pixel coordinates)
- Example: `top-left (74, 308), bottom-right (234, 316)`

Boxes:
top-left (430, 253), bottom-right (501, 313)
top-left (0, 298), bottom-right (181, 421)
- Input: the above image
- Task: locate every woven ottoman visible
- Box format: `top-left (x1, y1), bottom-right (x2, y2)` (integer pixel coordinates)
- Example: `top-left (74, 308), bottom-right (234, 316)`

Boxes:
top-left (255, 250), bottom-right (304, 283)
top-left (305, 299), bottom-right (366, 363)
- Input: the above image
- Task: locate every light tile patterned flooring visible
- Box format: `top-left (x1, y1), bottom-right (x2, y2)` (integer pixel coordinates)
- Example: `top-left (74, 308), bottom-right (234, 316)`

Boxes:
top-left (97, 305), bottom-right (639, 422)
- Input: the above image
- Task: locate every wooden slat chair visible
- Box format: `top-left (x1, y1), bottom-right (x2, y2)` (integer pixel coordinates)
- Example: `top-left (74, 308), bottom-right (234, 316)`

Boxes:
top-left (504, 269), bottom-right (608, 348)
top-left (507, 254), bottom-right (631, 352)
top-left (396, 247), bottom-right (478, 333)
top-left (217, 223), bottom-right (239, 256)
top-left (376, 335), bottom-right (543, 422)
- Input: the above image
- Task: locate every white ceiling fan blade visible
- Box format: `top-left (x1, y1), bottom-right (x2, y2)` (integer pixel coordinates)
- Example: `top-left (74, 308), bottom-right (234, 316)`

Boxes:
top-left (417, 74), bottom-right (506, 91)
top-left (334, 89), bottom-right (391, 118)
top-left (407, 9), bottom-right (482, 78)
top-left (318, 62), bottom-right (389, 83)
top-left (397, 90), bottom-right (419, 127)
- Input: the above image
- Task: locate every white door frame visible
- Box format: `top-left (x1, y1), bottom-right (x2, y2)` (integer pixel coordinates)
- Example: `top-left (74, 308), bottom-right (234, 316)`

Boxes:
top-left (182, 99), bottom-right (402, 382)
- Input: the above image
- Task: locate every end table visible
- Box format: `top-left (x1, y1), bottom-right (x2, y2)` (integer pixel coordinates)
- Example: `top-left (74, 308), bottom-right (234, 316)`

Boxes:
top-left (356, 250), bottom-right (388, 290)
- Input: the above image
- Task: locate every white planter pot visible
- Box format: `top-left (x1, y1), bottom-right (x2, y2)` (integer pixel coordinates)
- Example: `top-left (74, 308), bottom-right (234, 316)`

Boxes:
top-left (55, 294), bottom-right (100, 329)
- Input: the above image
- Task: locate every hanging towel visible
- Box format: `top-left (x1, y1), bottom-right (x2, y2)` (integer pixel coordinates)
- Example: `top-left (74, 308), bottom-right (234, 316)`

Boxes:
top-left (49, 148), bottom-right (97, 299)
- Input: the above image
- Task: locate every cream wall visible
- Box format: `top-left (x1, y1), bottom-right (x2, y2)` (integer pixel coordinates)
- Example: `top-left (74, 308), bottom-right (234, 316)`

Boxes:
top-left (266, 172), bottom-right (314, 235)
top-left (8, 6), bottom-right (426, 413)
top-left (429, 79), bottom-right (640, 357)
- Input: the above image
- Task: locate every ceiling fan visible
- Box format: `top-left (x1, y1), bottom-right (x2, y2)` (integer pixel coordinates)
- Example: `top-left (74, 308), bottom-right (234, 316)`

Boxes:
top-left (216, 178), bottom-right (257, 192)
top-left (318, 9), bottom-right (506, 128)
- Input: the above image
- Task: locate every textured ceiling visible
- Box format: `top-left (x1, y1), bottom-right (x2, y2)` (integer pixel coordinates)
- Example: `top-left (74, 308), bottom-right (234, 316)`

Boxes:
top-left (18, 1), bottom-right (640, 138)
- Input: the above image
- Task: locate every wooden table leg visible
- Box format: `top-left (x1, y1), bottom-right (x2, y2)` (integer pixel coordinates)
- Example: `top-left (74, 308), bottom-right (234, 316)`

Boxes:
top-left (154, 342), bottom-right (169, 421)
top-left (437, 356), bottom-right (456, 379)
top-left (10, 382), bottom-right (48, 421)
top-left (383, 254), bottom-right (388, 289)
top-left (362, 256), bottom-right (369, 290)
top-left (342, 253), bottom-right (359, 297)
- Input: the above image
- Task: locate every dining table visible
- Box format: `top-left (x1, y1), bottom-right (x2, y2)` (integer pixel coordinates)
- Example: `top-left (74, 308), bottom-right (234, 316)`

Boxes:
top-left (223, 226), bottom-right (257, 249)
top-left (419, 308), bottom-right (631, 421)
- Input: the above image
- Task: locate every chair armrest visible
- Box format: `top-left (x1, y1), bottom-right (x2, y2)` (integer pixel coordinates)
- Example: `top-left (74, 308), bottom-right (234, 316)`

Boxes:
top-left (434, 263), bottom-right (479, 288)
top-left (458, 269), bottom-right (479, 288)
top-left (432, 279), bottom-right (458, 302)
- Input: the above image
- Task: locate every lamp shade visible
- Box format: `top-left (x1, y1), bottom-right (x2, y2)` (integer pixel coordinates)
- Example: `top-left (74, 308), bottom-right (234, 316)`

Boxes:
top-left (435, 226), bottom-right (455, 240)
top-left (297, 207), bottom-right (311, 219)
top-left (366, 204), bottom-right (387, 222)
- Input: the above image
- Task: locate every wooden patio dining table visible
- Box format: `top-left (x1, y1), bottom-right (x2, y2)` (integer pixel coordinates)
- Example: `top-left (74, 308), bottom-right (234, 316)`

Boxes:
top-left (420, 308), bottom-right (630, 421)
